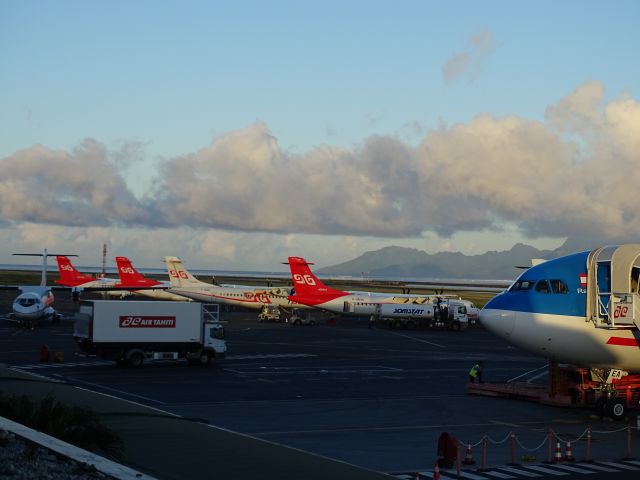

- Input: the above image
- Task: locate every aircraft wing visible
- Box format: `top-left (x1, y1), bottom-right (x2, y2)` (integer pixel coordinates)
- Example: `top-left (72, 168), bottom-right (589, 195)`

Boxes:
top-left (404, 280), bottom-right (512, 293)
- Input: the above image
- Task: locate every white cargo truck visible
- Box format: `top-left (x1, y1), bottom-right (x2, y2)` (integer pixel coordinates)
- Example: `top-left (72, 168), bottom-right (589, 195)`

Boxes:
top-left (372, 299), bottom-right (468, 331)
top-left (73, 300), bottom-right (226, 367)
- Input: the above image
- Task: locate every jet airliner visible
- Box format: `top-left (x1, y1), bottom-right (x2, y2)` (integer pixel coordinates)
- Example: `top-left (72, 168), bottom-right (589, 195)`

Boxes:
top-left (480, 244), bottom-right (640, 417)
top-left (164, 256), bottom-right (307, 310)
top-left (2, 250), bottom-right (66, 327)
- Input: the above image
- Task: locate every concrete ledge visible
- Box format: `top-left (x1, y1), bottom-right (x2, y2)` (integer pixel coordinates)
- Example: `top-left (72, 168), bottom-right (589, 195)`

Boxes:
top-left (0, 416), bottom-right (156, 480)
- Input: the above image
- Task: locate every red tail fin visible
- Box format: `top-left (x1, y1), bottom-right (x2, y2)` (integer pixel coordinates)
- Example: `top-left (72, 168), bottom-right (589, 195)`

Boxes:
top-left (287, 257), bottom-right (345, 297)
top-left (115, 257), bottom-right (159, 287)
top-left (55, 256), bottom-right (95, 286)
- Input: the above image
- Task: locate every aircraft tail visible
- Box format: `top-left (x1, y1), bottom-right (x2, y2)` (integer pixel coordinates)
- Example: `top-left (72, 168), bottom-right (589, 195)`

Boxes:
top-left (286, 256), bottom-right (345, 297)
top-left (55, 256), bottom-right (95, 286)
top-left (115, 257), bottom-right (158, 287)
top-left (164, 256), bottom-right (209, 288)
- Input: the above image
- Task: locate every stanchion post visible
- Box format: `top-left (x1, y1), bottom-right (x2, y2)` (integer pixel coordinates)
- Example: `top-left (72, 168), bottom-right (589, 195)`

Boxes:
top-left (544, 429), bottom-right (553, 464)
top-left (478, 436), bottom-right (488, 472)
top-left (456, 443), bottom-right (461, 479)
top-left (508, 432), bottom-right (519, 466)
top-left (585, 426), bottom-right (592, 463)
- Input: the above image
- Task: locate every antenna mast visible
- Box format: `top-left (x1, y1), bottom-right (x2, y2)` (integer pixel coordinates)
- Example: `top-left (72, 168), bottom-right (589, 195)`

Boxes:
top-left (101, 243), bottom-right (107, 278)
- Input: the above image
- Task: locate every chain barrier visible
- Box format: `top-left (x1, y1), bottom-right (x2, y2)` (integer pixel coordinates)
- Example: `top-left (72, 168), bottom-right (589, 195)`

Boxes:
top-left (514, 434), bottom-right (549, 452)
top-left (457, 436), bottom-right (485, 448)
top-left (485, 432), bottom-right (513, 445)
top-left (551, 427), bottom-right (589, 444)
top-left (450, 425), bottom-right (639, 456)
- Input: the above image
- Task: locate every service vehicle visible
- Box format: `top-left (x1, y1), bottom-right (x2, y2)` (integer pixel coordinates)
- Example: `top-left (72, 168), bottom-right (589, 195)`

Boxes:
top-left (73, 300), bottom-right (226, 367)
top-left (372, 299), bottom-right (468, 331)
top-left (258, 305), bottom-right (281, 322)
top-left (286, 308), bottom-right (318, 326)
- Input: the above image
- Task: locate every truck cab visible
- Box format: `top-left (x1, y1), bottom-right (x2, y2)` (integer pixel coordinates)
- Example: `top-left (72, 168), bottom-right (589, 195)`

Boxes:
top-left (204, 322), bottom-right (226, 357)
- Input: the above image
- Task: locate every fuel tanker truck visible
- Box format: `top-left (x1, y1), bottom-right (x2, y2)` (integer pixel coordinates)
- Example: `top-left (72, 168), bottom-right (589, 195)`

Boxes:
top-left (371, 299), bottom-right (468, 331)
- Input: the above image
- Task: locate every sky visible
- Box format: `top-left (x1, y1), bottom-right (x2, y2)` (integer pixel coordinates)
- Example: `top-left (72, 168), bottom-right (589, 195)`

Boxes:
top-left (1, 1), bottom-right (639, 271)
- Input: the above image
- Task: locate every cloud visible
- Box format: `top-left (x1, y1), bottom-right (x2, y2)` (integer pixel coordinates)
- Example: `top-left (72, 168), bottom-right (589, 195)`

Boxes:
top-left (442, 30), bottom-right (497, 84)
top-left (2, 81), bottom-right (640, 246)
top-left (0, 139), bottom-right (147, 227)
top-left (442, 53), bottom-right (471, 83)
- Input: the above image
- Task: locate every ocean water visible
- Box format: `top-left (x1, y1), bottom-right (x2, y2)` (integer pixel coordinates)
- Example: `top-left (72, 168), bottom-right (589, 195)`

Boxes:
top-left (0, 263), bottom-right (511, 284)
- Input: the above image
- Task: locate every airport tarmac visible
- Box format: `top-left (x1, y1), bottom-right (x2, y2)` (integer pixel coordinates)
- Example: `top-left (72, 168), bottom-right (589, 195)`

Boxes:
top-left (2, 297), bottom-right (640, 479)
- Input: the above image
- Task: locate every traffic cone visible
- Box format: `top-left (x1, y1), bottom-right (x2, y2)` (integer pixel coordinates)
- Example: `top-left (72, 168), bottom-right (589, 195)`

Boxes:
top-left (433, 462), bottom-right (440, 480)
top-left (554, 442), bottom-right (563, 463)
top-left (463, 441), bottom-right (476, 465)
top-left (564, 442), bottom-right (575, 462)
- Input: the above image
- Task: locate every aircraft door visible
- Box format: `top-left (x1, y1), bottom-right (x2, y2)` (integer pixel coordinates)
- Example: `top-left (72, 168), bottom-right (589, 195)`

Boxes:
top-left (596, 263), bottom-right (611, 320)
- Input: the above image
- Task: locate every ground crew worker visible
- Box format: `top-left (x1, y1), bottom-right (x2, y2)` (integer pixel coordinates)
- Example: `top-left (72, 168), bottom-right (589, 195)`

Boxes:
top-left (469, 361), bottom-right (483, 383)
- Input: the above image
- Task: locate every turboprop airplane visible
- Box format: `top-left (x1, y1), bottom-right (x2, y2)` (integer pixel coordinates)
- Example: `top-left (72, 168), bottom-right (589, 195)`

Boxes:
top-left (285, 256), bottom-right (445, 315)
top-left (480, 244), bottom-right (640, 417)
top-left (164, 256), bottom-right (307, 310)
top-left (56, 255), bottom-right (119, 290)
top-left (114, 257), bottom-right (191, 301)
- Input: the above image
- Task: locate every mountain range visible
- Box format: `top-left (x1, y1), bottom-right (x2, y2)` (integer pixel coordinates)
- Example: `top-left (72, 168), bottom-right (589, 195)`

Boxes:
top-left (316, 238), bottom-right (605, 280)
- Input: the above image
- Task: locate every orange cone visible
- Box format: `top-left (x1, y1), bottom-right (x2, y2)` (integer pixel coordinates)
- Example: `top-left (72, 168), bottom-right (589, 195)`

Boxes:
top-left (433, 462), bottom-right (440, 480)
top-left (463, 441), bottom-right (476, 465)
top-left (564, 442), bottom-right (575, 462)
top-left (554, 442), bottom-right (563, 463)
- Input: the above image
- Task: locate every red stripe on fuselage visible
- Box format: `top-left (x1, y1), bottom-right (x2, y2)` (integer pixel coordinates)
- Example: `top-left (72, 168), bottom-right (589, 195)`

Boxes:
top-left (607, 337), bottom-right (640, 347)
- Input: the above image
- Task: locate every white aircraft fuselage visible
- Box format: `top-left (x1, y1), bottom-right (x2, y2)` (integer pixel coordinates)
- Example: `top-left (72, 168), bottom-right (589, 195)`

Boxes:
top-left (480, 248), bottom-right (640, 373)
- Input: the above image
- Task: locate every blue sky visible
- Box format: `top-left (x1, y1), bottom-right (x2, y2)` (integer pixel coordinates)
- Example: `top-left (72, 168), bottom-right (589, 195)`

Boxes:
top-left (0, 1), bottom-right (639, 270)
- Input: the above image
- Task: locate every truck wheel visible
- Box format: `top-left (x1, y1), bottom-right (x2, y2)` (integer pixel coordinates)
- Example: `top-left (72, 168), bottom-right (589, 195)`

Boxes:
top-left (128, 352), bottom-right (144, 368)
top-left (198, 351), bottom-right (212, 365)
top-left (606, 398), bottom-right (626, 420)
top-left (451, 321), bottom-right (461, 331)
top-left (406, 320), bottom-right (417, 330)
top-left (393, 319), bottom-right (402, 329)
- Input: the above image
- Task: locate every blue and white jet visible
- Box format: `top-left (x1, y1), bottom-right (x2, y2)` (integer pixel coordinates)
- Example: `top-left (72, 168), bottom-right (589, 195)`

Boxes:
top-left (481, 244), bottom-right (640, 375)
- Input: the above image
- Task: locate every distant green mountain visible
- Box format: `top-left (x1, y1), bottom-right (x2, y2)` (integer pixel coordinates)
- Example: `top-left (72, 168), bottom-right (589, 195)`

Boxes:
top-left (316, 238), bottom-right (602, 280)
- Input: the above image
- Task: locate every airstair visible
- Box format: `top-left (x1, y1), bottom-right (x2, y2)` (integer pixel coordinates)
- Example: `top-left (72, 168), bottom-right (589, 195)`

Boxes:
top-left (586, 244), bottom-right (640, 330)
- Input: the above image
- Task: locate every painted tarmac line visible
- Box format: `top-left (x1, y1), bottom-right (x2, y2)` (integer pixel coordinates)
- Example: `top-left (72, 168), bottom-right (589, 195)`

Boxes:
top-left (457, 470), bottom-right (492, 480)
top-left (496, 466), bottom-right (542, 477)
top-left (575, 463), bottom-right (619, 472)
top-left (389, 332), bottom-right (445, 348)
top-left (65, 376), bottom-right (167, 406)
top-left (597, 461), bottom-right (640, 470)
top-left (523, 465), bottom-right (569, 476)
top-left (549, 463), bottom-right (597, 474)
top-left (482, 470), bottom-right (516, 479)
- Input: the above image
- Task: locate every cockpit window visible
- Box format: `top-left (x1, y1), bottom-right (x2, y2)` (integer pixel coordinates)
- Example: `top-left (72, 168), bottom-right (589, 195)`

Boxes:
top-left (550, 279), bottom-right (569, 294)
top-left (18, 298), bottom-right (37, 307)
top-left (535, 280), bottom-right (550, 293)
top-left (510, 280), bottom-right (535, 291)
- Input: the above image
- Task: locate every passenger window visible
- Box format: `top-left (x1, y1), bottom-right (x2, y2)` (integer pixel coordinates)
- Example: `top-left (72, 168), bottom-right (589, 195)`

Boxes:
top-left (510, 280), bottom-right (535, 291)
top-left (550, 279), bottom-right (569, 294)
top-left (535, 280), bottom-right (550, 293)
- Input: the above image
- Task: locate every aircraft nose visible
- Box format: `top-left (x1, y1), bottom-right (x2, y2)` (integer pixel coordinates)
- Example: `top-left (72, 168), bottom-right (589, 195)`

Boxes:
top-left (480, 302), bottom-right (516, 338)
